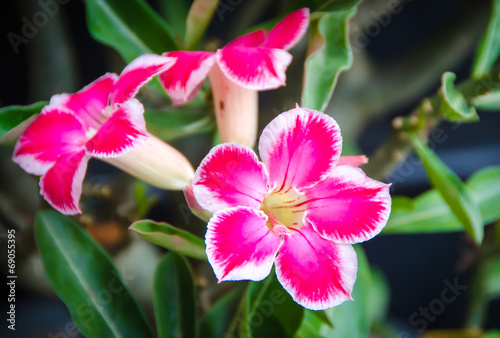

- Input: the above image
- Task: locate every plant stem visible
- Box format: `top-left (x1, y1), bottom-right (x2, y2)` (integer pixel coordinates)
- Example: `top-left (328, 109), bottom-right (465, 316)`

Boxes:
top-left (363, 63), bottom-right (500, 181)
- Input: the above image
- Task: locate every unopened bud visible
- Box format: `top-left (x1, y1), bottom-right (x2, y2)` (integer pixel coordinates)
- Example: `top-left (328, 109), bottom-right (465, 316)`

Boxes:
top-left (208, 64), bottom-right (258, 147)
top-left (103, 135), bottom-right (194, 190)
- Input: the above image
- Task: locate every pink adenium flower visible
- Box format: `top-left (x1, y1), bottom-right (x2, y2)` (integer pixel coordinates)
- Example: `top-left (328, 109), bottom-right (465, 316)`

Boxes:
top-left (13, 54), bottom-right (195, 215)
top-left (158, 8), bottom-right (310, 147)
top-left (191, 106), bottom-right (391, 310)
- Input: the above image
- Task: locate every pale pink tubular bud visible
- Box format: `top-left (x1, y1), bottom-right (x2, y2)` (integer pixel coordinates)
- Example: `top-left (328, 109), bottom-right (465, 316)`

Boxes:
top-left (208, 64), bottom-right (258, 148)
top-left (337, 155), bottom-right (369, 167)
top-left (103, 135), bottom-right (194, 190)
top-left (183, 185), bottom-right (212, 221)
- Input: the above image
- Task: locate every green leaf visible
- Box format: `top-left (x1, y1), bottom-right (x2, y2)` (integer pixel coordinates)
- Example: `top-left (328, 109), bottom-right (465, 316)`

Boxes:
top-left (485, 257), bottom-right (500, 300)
top-left (184, 0), bottom-right (219, 50)
top-left (295, 309), bottom-right (331, 338)
top-left (153, 253), bottom-right (196, 338)
top-left (472, 0), bottom-right (500, 78)
top-left (316, 0), bottom-right (363, 11)
top-left (367, 267), bottom-right (390, 324)
top-left (391, 196), bottom-right (414, 211)
top-left (0, 101), bottom-right (46, 142)
top-left (327, 245), bottom-right (372, 338)
top-left (310, 309), bottom-right (334, 328)
top-left (471, 89), bottom-right (500, 111)
top-left (485, 330), bottom-right (500, 338)
top-left (145, 109), bottom-right (215, 142)
top-left (246, 271), bottom-right (304, 338)
top-left (134, 181), bottom-right (157, 218)
top-left (406, 135), bottom-right (483, 244)
top-left (34, 211), bottom-right (153, 338)
top-left (440, 72), bottom-right (479, 122)
top-left (129, 220), bottom-right (206, 260)
top-left (384, 166), bottom-right (500, 234)
top-left (199, 285), bottom-right (246, 338)
top-left (301, 2), bottom-right (360, 111)
top-left (86, 0), bottom-right (178, 62)
top-left (159, 0), bottom-right (190, 42)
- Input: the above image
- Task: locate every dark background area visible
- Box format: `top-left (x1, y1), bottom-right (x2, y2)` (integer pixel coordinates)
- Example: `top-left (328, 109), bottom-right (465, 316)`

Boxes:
top-left (1, 0), bottom-right (500, 337)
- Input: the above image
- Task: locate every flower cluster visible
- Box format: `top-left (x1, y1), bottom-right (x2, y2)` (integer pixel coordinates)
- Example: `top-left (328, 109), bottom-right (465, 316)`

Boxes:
top-left (191, 106), bottom-right (391, 310)
top-left (159, 8), bottom-right (310, 146)
top-left (12, 7), bottom-right (392, 311)
top-left (13, 8), bottom-right (309, 215)
top-left (13, 54), bottom-right (194, 214)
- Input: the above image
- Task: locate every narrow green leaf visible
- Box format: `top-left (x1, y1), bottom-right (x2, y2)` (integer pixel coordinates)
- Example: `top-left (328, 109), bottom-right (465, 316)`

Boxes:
top-left (408, 135), bottom-right (483, 244)
top-left (367, 267), bottom-right (390, 324)
top-left (129, 220), bottom-right (206, 260)
top-left (472, 0), bottom-right (500, 78)
top-left (316, 0), bottom-right (363, 11)
top-left (485, 258), bottom-right (500, 300)
top-left (247, 271), bottom-right (304, 338)
top-left (145, 109), bottom-right (215, 142)
top-left (391, 196), bottom-right (414, 211)
top-left (301, 2), bottom-right (360, 111)
top-left (153, 253), bottom-right (196, 338)
top-left (295, 309), bottom-right (330, 338)
top-left (485, 330), bottom-right (500, 338)
top-left (86, 0), bottom-right (178, 62)
top-left (471, 89), bottom-right (500, 111)
top-left (0, 101), bottom-right (46, 141)
top-left (440, 72), bottom-right (479, 122)
top-left (34, 211), bottom-right (153, 338)
top-left (159, 0), bottom-right (190, 42)
top-left (199, 285), bottom-right (246, 338)
top-left (327, 245), bottom-right (372, 338)
top-left (384, 166), bottom-right (500, 234)
top-left (134, 181), bottom-right (157, 217)
top-left (310, 309), bottom-right (334, 328)
top-left (467, 166), bottom-right (500, 225)
top-left (185, 0), bottom-right (219, 50)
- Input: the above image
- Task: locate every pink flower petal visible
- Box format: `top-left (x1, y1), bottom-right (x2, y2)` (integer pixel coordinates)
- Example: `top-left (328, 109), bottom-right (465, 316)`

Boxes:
top-left (216, 47), bottom-right (292, 90)
top-left (183, 185), bottom-right (212, 221)
top-left (206, 206), bottom-right (281, 282)
top-left (337, 155), bottom-right (368, 167)
top-left (12, 107), bottom-right (87, 176)
top-left (224, 29), bottom-right (267, 48)
top-left (275, 225), bottom-right (357, 310)
top-left (192, 143), bottom-right (269, 214)
top-left (159, 51), bottom-right (216, 105)
top-left (40, 149), bottom-right (90, 215)
top-left (110, 54), bottom-right (177, 105)
top-left (264, 8), bottom-right (310, 51)
top-left (304, 166), bottom-right (391, 244)
top-left (259, 106), bottom-right (342, 192)
top-left (85, 99), bottom-right (148, 158)
top-left (49, 73), bottom-right (118, 130)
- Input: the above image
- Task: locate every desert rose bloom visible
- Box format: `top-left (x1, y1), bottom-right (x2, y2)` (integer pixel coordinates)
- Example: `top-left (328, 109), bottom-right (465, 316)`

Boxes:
top-left (191, 106), bottom-right (391, 310)
top-left (13, 54), bottom-right (194, 215)
top-left (159, 8), bottom-right (310, 147)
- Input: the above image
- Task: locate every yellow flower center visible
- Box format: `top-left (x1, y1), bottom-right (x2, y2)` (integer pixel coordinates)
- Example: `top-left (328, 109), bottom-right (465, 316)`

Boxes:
top-left (261, 187), bottom-right (307, 231)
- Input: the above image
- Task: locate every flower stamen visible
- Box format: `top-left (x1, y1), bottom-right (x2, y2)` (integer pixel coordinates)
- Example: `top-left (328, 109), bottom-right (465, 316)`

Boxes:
top-left (261, 187), bottom-right (307, 230)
